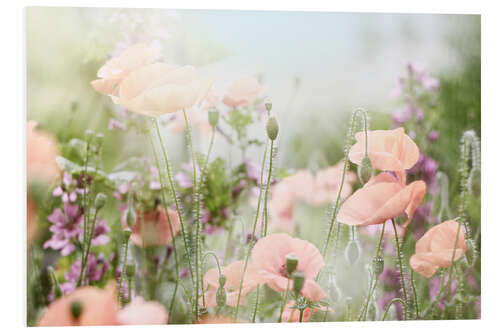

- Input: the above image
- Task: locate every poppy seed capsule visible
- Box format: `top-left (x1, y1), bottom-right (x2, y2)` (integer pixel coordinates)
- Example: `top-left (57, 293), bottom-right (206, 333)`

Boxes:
top-left (292, 271), bottom-right (305, 294)
top-left (218, 274), bottom-right (226, 287)
top-left (345, 240), bottom-right (360, 265)
top-left (70, 300), bottom-right (83, 320)
top-left (266, 116), bottom-right (279, 141)
top-left (467, 168), bottom-right (481, 197)
top-left (465, 238), bottom-right (476, 266)
top-left (358, 156), bottom-right (373, 184)
top-left (126, 208), bottom-right (136, 228)
top-left (208, 109), bottom-right (219, 127)
top-left (285, 253), bottom-right (299, 276)
top-left (94, 193), bottom-right (107, 210)
top-left (216, 286), bottom-right (227, 308)
top-left (372, 256), bottom-right (384, 276)
top-left (125, 263), bottom-right (136, 279)
top-left (123, 227), bottom-right (131, 240)
top-left (265, 102), bottom-right (272, 112)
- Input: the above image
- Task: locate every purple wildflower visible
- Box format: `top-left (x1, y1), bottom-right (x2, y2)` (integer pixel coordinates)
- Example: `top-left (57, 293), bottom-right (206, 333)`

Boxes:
top-left (175, 171), bottom-right (193, 188)
top-left (428, 130), bottom-right (440, 142)
top-left (62, 253), bottom-right (110, 294)
top-left (429, 275), bottom-right (458, 310)
top-left (43, 202), bottom-right (83, 256)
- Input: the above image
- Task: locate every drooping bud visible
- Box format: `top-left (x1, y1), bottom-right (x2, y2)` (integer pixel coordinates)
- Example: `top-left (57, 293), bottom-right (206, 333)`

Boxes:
top-left (465, 238), bottom-right (477, 266)
top-left (70, 300), bottom-right (83, 320)
top-left (126, 208), bottom-right (136, 228)
top-left (372, 256), bottom-right (385, 276)
top-left (218, 274), bottom-right (226, 287)
top-left (285, 253), bottom-right (299, 276)
top-left (94, 193), bottom-right (107, 210)
top-left (266, 116), bottom-right (279, 141)
top-left (467, 168), bottom-right (481, 197)
top-left (345, 240), bottom-right (360, 264)
top-left (265, 102), bottom-right (272, 112)
top-left (357, 156), bottom-right (373, 184)
top-left (208, 109), bottom-right (219, 127)
top-left (125, 263), bottom-right (136, 279)
top-left (123, 227), bottom-right (132, 240)
top-left (292, 271), bottom-right (305, 294)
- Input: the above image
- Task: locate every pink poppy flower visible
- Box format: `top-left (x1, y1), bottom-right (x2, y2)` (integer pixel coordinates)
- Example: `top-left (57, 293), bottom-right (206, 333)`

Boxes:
top-left (201, 260), bottom-right (260, 307)
top-left (37, 286), bottom-right (118, 326)
top-left (91, 44), bottom-right (158, 96)
top-left (251, 234), bottom-right (326, 302)
top-left (27, 121), bottom-right (60, 184)
top-left (337, 172), bottom-right (426, 227)
top-left (349, 127), bottom-right (420, 175)
top-left (130, 207), bottom-right (181, 247)
top-left (410, 220), bottom-right (467, 278)
top-left (222, 77), bottom-right (263, 107)
top-left (282, 301), bottom-right (334, 322)
top-left (116, 297), bottom-right (169, 325)
top-left (168, 107), bottom-right (212, 136)
top-left (307, 161), bottom-right (356, 207)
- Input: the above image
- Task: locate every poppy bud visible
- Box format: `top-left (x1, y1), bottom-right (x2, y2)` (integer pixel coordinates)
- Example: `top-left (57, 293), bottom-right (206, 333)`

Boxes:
top-left (126, 208), bottom-right (136, 228)
top-left (218, 274), bottom-right (226, 287)
top-left (94, 193), bottom-right (107, 210)
top-left (84, 129), bottom-right (94, 142)
top-left (265, 102), bottom-right (272, 112)
top-left (216, 286), bottom-right (227, 308)
top-left (372, 256), bottom-right (384, 276)
top-left (467, 168), bottom-right (481, 197)
top-left (465, 238), bottom-right (477, 266)
top-left (123, 227), bottom-right (132, 240)
top-left (292, 271), bottom-right (305, 294)
top-left (358, 156), bottom-right (373, 184)
top-left (285, 253), bottom-right (299, 276)
top-left (345, 240), bottom-right (360, 264)
top-left (70, 300), bottom-right (83, 320)
top-left (208, 109), bottom-right (219, 127)
top-left (266, 116), bottom-right (279, 141)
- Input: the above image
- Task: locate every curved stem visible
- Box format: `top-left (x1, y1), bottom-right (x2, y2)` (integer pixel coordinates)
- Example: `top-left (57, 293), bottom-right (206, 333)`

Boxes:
top-left (431, 271), bottom-right (446, 318)
top-left (382, 298), bottom-right (405, 321)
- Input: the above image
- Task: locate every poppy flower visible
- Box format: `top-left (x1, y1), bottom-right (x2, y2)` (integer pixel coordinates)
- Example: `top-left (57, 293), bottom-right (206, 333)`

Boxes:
top-left (202, 260), bottom-right (260, 307)
top-left (116, 297), bottom-right (169, 325)
top-left (27, 120), bottom-right (60, 184)
top-left (282, 301), bottom-right (334, 322)
top-left (37, 286), bottom-right (118, 326)
top-left (130, 207), bottom-right (181, 247)
top-left (251, 234), bottom-right (326, 302)
top-left (337, 172), bottom-right (426, 227)
top-left (222, 77), bottom-right (263, 107)
top-left (410, 220), bottom-right (467, 278)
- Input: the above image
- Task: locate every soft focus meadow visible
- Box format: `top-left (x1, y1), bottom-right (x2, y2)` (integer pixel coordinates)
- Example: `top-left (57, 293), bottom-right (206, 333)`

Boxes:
top-left (26, 8), bottom-right (480, 326)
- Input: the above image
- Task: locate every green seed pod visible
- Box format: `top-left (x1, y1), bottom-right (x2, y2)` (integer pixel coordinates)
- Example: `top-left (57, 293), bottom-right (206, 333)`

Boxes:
top-left (345, 240), bottom-right (360, 265)
top-left (292, 271), bottom-right (305, 294)
top-left (265, 102), bottom-right (272, 112)
top-left (372, 256), bottom-right (385, 276)
top-left (465, 238), bottom-right (476, 266)
top-left (218, 274), bottom-right (226, 287)
top-left (94, 193), bottom-right (107, 210)
top-left (123, 227), bottom-right (132, 240)
top-left (285, 253), bottom-right (299, 276)
top-left (358, 156), bottom-right (373, 184)
top-left (467, 168), bottom-right (481, 197)
top-left (125, 263), bottom-right (136, 279)
top-left (70, 300), bottom-right (83, 320)
top-left (216, 286), bottom-right (227, 308)
top-left (208, 109), bottom-right (219, 127)
top-left (266, 116), bottom-right (279, 141)
top-left (126, 208), bottom-right (136, 228)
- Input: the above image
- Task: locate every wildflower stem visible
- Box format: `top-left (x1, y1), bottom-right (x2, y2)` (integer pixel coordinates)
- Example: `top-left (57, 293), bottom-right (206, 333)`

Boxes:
top-left (152, 118), bottom-right (194, 284)
top-left (118, 237), bottom-right (129, 306)
top-left (182, 110), bottom-right (202, 319)
top-left (278, 279), bottom-right (291, 322)
top-left (299, 308), bottom-right (305, 322)
top-left (410, 269), bottom-right (419, 318)
top-left (382, 298), bottom-right (404, 321)
top-left (391, 218), bottom-right (408, 319)
top-left (262, 139), bottom-right (275, 236)
top-left (148, 133), bottom-right (180, 315)
top-left (431, 271), bottom-right (446, 318)
top-left (233, 139), bottom-right (269, 320)
top-left (251, 285), bottom-right (261, 323)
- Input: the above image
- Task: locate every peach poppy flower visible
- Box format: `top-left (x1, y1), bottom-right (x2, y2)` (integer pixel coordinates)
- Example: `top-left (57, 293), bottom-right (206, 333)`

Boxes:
top-left (91, 44), bottom-right (158, 96)
top-left (130, 207), bottom-right (181, 247)
top-left (116, 297), bottom-right (169, 325)
top-left (196, 315), bottom-right (239, 324)
top-left (251, 234), bottom-right (326, 302)
top-left (27, 121), bottom-right (60, 184)
top-left (306, 161), bottom-right (356, 207)
top-left (202, 260), bottom-right (260, 307)
top-left (222, 77), bottom-right (263, 107)
top-left (282, 301), bottom-right (334, 322)
top-left (27, 194), bottom-right (38, 245)
top-left (349, 127), bottom-right (420, 175)
top-left (337, 172), bottom-right (426, 227)
top-left (410, 220), bottom-right (467, 278)
top-left (168, 108), bottom-right (212, 136)
top-left (37, 286), bottom-right (118, 326)
top-left (111, 63), bottom-right (212, 117)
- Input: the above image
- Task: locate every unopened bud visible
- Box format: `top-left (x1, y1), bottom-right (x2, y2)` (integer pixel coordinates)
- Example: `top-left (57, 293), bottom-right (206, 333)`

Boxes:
top-left (208, 109), bottom-right (219, 127)
top-left (467, 168), bottom-right (481, 197)
top-left (94, 193), bottom-right (107, 210)
top-left (285, 253), bottom-right (299, 276)
top-left (123, 227), bottom-right (132, 240)
top-left (266, 116), bottom-right (279, 141)
top-left (358, 156), bottom-right (373, 184)
top-left (126, 208), bottom-right (136, 228)
top-left (126, 263), bottom-right (136, 279)
top-left (292, 271), bottom-right (305, 294)
top-left (216, 286), bottom-right (227, 308)
top-left (465, 238), bottom-right (476, 266)
top-left (345, 240), bottom-right (360, 265)
top-left (70, 300), bottom-right (83, 320)
top-left (265, 102), bottom-right (272, 112)
top-left (218, 274), bottom-right (226, 287)
top-left (372, 256), bottom-right (385, 276)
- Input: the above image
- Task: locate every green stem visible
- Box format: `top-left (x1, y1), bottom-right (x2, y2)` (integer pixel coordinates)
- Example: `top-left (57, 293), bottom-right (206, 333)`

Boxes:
top-left (251, 285), bottom-right (260, 323)
top-left (299, 308), bottom-right (304, 322)
top-left (410, 269), bottom-right (419, 318)
top-left (382, 298), bottom-right (405, 321)
top-left (391, 218), bottom-right (408, 319)
top-left (118, 238), bottom-right (129, 305)
top-left (431, 271), bottom-right (446, 318)
top-left (262, 140), bottom-right (275, 236)
top-left (278, 279), bottom-right (290, 322)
